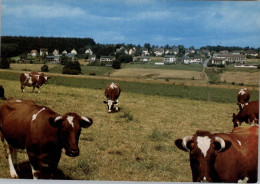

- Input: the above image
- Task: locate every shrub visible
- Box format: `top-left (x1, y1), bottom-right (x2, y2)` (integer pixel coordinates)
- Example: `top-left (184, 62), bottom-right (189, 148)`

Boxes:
top-left (62, 60), bottom-right (81, 75)
top-left (0, 58), bottom-right (10, 69)
top-left (41, 64), bottom-right (49, 72)
top-left (112, 59), bottom-right (121, 69)
top-left (89, 73), bottom-right (96, 76)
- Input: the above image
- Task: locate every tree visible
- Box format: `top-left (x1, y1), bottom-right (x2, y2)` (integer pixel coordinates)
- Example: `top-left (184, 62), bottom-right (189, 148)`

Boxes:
top-left (112, 59), bottom-right (121, 69)
top-left (62, 60), bottom-right (81, 75)
top-left (0, 58), bottom-right (10, 69)
top-left (41, 64), bottom-right (49, 72)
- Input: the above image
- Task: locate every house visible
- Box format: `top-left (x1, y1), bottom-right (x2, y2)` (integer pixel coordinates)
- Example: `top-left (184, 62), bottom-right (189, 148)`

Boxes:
top-left (153, 48), bottom-right (164, 56)
top-left (135, 56), bottom-right (151, 62)
top-left (185, 49), bottom-right (195, 56)
top-left (100, 56), bottom-right (114, 62)
top-left (220, 50), bottom-right (229, 54)
top-left (30, 50), bottom-right (38, 57)
top-left (211, 57), bottom-right (228, 65)
top-left (165, 49), bottom-right (175, 55)
top-left (85, 49), bottom-right (93, 55)
top-left (89, 55), bottom-right (96, 62)
top-left (197, 49), bottom-right (210, 56)
top-left (53, 49), bottom-right (59, 56)
top-left (40, 48), bottom-right (48, 56)
top-left (142, 48), bottom-right (149, 56)
top-left (62, 50), bottom-right (68, 55)
top-left (246, 50), bottom-right (258, 57)
top-left (164, 55), bottom-right (176, 63)
top-left (172, 47), bottom-right (179, 55)
top-left (46, 55), bottom-right (60, 63)
top-left (71, 49), bottom-right (77, 55)
top-left (129, 47), bottom-right (136, 55)
top-left (218, 54), bottom-right (246, 64)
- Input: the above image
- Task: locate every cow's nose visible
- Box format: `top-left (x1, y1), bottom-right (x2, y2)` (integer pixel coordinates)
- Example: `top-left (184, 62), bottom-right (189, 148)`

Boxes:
top-left (108, 109), bottom-right (112, 113)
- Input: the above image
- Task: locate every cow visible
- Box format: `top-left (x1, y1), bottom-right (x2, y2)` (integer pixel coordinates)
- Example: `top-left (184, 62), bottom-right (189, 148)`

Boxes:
top-left (232, 100), bottom-right (259, 128)
top-left (103, 82), bottom-right (121, 113)
top-left (175, 126), bottom-right (258, 183)
top-left (0, 98), bottom-right (93, 179)
top-left (0, 86), bottom-right (6, 100)
top-left (237, 88), bottom-right (250, 110)
top-left (20, 72), bottom-right (50, 93)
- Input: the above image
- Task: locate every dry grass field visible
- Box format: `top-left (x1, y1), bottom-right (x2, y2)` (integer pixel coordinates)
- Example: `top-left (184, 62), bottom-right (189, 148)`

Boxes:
top-left (0, 76), bottom-right (241, 182)
top-left (221, 71), bottom-right (260, 86)
top-left (110, 68), bottom-right (206, 83)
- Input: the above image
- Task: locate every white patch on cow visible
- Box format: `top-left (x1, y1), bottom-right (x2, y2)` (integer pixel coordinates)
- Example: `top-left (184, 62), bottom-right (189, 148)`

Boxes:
top-left (7, 148), bottom-right (18, 178)
top-left (25, 73), bottom-right (33, 84)
top-left (15, 100), bottom-right (22, 102)
top-left (31, 108), bottom-right (45, 121)
top-left (237, 121), bottom-right (240, 126)
top-left (36, 75), bottom-right (39, 80)
top-left (67, 116), bottom-right (74, 127)
top-left (238, 176), bottom-right (249, 183)
top-left (44, 76), bottom-right (48, 81)
top-left (238, 89), bottom-right (246, 95)
top-left (202, 176), bottom-right (207, 182)
top-left (197, 136), bottom-right (211, 157)
top-left (107, 99), bottom-right (113, 112)
top-left (109, 82), bottom-right (117, 89)
top-left (30, 164), bottom-right (39, 179)
top-left (237, 140), bottom-right (241, 146)
top-left (241, 104), bottom-right (245, 108)
top-left (81, 116), bottom-right (91, 123)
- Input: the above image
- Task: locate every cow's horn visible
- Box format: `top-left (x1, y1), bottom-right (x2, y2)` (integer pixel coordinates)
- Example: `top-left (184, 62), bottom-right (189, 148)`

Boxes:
top-left (54, 116), bottom-right (63, 122)
top-left (214, 136), bottom-right (225, 151)
top-left (182, 136), bottom-right (193, 151)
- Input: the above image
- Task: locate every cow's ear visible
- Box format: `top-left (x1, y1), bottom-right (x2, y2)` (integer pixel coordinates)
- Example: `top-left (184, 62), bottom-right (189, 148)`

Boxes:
top-left (213, 137), bottom-right (232, 152)
top-left (103, 101), bottom-right (107, 104)
top-left (49, 116), bottom-right (63, 127)
top-left (175, 139), bottom-right (194, 152)
top-left (80, 116), bottom-right (93, 128)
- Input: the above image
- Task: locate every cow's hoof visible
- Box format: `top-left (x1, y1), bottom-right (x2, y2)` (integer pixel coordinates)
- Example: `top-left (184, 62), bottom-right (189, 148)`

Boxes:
top-left (10, 173), bottom-right (19, 179)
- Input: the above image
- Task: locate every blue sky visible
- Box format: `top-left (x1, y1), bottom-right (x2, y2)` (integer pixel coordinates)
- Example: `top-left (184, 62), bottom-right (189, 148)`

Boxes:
top-left (1, 0), bottom-right (260, 48)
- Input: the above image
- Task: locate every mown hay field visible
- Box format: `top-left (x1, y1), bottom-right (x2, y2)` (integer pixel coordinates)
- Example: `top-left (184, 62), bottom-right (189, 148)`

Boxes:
top-left (0, 70), bottom-right (255, 182)
top-left (221, 71), bottom-right (260, 86)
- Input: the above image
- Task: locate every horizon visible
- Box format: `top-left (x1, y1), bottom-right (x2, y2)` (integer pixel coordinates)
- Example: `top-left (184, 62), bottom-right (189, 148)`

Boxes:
top-left (2, 0), bottom-right (260, 49)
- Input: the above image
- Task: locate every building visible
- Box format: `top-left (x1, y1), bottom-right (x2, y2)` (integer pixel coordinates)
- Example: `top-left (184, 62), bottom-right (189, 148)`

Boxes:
top-left (62, 50), bottom-right (68, 55)
top-left (153, 48), bottom-right (164, 56)
top-left (53, 49), bottom-right (59, 56)
top-left (89, 55), bottom-right (96, 62)
top-left (135, 56), bottom-right (151, 62)
top-left (85, 49), bottom-right (93, 55)
top-left (246, 50), bottom-right (258, 57)
top-left (40, 48), bottom-right (48, 56)
top-left (71, 49), bottom-right (77, 55)
top-left (46, 55), bottom-right (60, 63)
top-left (100, 56), bottom-right (114, 62)
top-left (164, 55), bottom-right (176, 63)
top-left (30, 50), bottom-right (38, 57)
top-left (211, 54), bottom-right (246, 65)
top-left (142, 48), bottom-right (149, 56)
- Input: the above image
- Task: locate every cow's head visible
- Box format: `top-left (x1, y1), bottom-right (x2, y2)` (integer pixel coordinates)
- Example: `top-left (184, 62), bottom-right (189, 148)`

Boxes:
top-left (51, 113), bottom-right (93, 157)
top-left (42, 76), bottom-right (51, 84)
top-left (103, 100), bottom-right (117, 113)
top-left (232, 113), bottom-right (241, 128)
top-left (175, 131), bottom-right (231, 182)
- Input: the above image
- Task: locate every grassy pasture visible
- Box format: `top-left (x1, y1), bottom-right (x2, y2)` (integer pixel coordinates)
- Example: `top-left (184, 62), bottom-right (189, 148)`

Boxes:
top-left (0, 77), bottom-right (241, 181)
top-left (221, 71), bottom-right (260, 86)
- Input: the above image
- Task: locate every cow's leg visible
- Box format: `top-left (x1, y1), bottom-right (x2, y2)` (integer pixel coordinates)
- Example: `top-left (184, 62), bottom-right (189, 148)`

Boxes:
top-left (115, 99), bottom-right (119, 111)
top-left (249, 116), bottom-right (257, 126)
top-left (27, 154), bottom-right (40, 179)
top-left (21, 85), bottom-right (25, 93)
top-left (37, 87), bottom-right (40, 93)
top-left (7, 146), bottom-right (18, 178)
top-left (32, 86), bottom-right (35, 93)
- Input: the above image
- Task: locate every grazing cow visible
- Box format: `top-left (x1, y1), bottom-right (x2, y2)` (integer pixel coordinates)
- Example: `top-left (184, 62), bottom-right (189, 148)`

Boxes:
top-left (0, 86), bottom-right (6, 100)
top-left (20, 72), bottom-right (50, 93)
top-left (103, 82), bottom-right (121, 113)
top-left (0, 98), bottom-right (93, 179)
top-left (232, 100), bottom-right (259, 127)
top-left (237, 88), bottom-right (250, 110)
top-left (175, 126), bottom-right (258, 183)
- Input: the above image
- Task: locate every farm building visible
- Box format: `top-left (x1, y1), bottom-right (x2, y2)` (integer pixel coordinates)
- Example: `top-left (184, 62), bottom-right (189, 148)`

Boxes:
top-left (153, 48), bottom-right (164, 56)
top-left (214, 54), bottom-right (246, 64)
top-left (164, 55), bottom-right (176, 63)
top-left (53, 49), bottom-right (59, 56)
top-left (29, 50), bottom-right (38, 57)
top-left (71, 49), bottom-right (77, 55)
top-left (135, 56), bottom-right (151, 62)
top-left (40, 48), bottom-right (48, 56)
top-left (46, 55), bottom-right (60, 63)
top-left (100, 56), bottom-right (115, 62)
top-left (246, 50), bottom-right (258, 57)
top-left (85, 48), bottom-right (93, 55)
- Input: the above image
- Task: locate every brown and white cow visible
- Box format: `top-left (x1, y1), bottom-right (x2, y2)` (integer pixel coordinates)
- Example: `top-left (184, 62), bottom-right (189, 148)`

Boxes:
top-left (0, 86), bottom-right (6, 100)
top-left (0, 98), bottom-right (93, 179)
top-left (20, 72), bottom-right (50, 93)
top-left (232, 100), bottom-right (259, 128)
top-left (237, 88), bottom-right (250, 110)
top-left (175, 126), bottom-right (258, 183)
top-left (103, 82), bottom-right (121, 113)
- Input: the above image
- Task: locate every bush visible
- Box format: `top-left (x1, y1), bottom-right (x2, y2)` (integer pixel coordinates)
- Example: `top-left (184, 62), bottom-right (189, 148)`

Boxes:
top-left (0, 58), bottom-right (10, 69)
top-left (112, 59), bottom-right (121, 69)
top-left (62, 60), bottom-right (81, 75)
top-left (41, 64), bottom-right (49, 72)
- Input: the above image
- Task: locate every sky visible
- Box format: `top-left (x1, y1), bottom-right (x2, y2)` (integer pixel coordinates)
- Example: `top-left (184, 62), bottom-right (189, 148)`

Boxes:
top-left (1, 0), bottom-right (260, 48)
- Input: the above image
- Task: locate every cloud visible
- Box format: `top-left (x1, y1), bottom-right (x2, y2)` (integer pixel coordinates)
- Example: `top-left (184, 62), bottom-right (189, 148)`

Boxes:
top-left (2, 3), bottom-right (86, 18)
